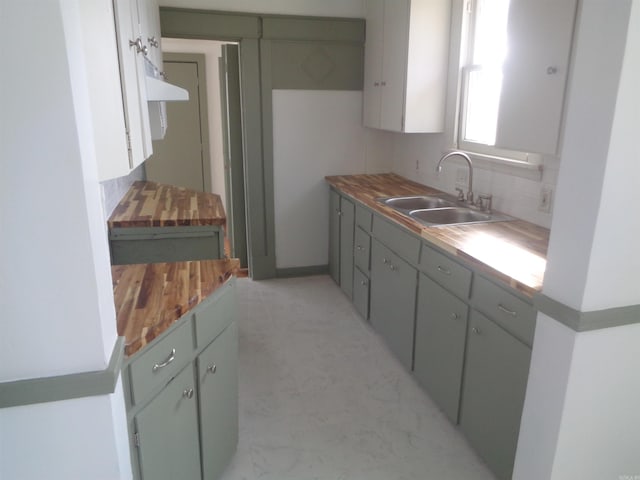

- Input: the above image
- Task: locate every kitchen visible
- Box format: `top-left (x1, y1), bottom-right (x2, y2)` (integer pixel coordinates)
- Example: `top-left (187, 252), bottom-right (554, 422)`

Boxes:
top-left (1, 1), bottom-right (639, 480)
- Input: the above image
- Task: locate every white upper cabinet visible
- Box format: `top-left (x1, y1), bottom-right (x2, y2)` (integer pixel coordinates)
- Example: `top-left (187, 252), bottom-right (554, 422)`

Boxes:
top-left (495, 0), bottom-right (578, 155)
top-left (363, 0), bottom-right (451, 133)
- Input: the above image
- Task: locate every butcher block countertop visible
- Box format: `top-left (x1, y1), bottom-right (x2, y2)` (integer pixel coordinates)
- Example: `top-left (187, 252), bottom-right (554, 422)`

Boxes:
top-left (112, 258), bottom-right (240, 356)
top-left (326, 173), bottom-right (550, 297)
top-left (108, 181), bottom-right (226, 228)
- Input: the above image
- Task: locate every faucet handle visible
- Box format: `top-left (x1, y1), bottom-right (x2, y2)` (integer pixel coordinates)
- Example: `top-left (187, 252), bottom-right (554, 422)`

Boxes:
top-left (477, 194), bottom-right (493, 213)
top-left (455, 188), bottom-right (465, 201)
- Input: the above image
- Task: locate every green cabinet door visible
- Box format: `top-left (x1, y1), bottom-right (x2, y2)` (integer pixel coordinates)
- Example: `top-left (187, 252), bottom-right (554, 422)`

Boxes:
top-left (339, 196), bottom-right (355, 299)
top-left (414, 274), bottom-right (468, 423)
top-left (459, 310), bottom-right (532, 480)
top-left (353, 266), bottom-right (370, 320)
top-left (329, 190), bottom-right (340, 284)
top-left (369, 239), bottom-right (417, 370)
top-left (135, 364), bottom-right (201, 480)
top-left (197, 321), bottom-right (239, 480)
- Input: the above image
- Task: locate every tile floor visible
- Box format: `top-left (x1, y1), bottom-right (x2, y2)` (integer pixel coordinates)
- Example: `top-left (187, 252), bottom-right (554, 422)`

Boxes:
top-left (220, 275), bottom-right (496, 480)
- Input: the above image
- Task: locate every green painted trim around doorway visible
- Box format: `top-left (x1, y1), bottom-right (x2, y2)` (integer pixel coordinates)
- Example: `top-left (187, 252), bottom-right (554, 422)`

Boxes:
top-left (534, 294), bottom-right (640, 332)
top-left (0, 337), bottom-right (125, 409)
top-left (276, 265), bottom-right (329, 278)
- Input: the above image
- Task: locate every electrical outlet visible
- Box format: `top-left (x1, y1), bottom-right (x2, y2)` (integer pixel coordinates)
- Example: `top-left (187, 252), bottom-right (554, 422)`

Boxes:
top-left (539, 187), bottom-right (553, 213)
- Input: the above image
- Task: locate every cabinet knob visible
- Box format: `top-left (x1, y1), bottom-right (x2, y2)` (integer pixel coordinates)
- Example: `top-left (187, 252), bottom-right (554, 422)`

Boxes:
top-left (437, 265), bottom-right (451, 276)
top-left (182, 388), bottom-right (194, 399)
top-left (389, 264), bottom-right (396, 271)
top-left (382, 258), bottom-right (389, 264)
top-left (207, 364), bottom-right (217, 374)
top-left (129, 37), bottom-right (144, 53)
top-left (374, 81), bottom-right (380, 86)
top-left (148, 36), bottom-right (160, 48)
top-left (356, 245), bottom-right (364, 251)
top-left (450, 313), bottom-right (459, 320)
top-left (361, 280), bottom-right (368, 286)
top-left (546, 66), bottom-right (558, 75)
top-left (381, 81), bottom-right (387, 86)
top-left (472, 327), bottom-right (481, 335)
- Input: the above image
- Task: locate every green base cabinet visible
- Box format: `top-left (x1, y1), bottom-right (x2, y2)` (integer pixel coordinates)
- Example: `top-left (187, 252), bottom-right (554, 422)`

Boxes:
top-left (413, 273), bottom-right (468, 423)
top-left (135, 364), bottom-right (202, 480)
top-left (339, 197), bottom-right (355, 299)
top-left (353, 266), bottom-right (370, 320)
top-left (197, 322), bottom-right (239, 480)
top-left (329, 190), bottom-right (341, 284)
top-left (459, 310), bottom-right (532, 480)
top-left (369, 239), bottom-right (417, 370)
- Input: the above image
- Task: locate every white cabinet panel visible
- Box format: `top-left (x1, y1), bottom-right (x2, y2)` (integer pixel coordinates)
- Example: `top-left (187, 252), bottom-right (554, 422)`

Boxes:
top-left (363, 0), bottom-right (450, 133)
top-left (496, 0), bottom-right (578, 155)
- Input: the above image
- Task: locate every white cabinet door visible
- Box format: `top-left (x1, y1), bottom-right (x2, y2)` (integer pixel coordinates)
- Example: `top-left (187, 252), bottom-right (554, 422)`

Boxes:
top-left (362, 0), bottom-right (450, 133)
top-left (113, 0), bottom-right (153, 172)
top-left (379, 0), bottom-right (410, 132)
top-left (495, 0), bottom-right (578, 155)
top-left (363, 0), bottom-right (384, 128)
top-left (78, 0), bottom-right (130, 181)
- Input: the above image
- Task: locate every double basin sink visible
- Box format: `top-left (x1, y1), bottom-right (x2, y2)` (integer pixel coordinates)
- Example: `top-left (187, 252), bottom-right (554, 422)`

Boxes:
top-left (378, 195), bottom-right (514, 227)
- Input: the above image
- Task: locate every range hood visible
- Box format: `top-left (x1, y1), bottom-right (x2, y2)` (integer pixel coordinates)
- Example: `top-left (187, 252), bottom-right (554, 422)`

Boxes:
top-left (145, 75), bottom-right (189, 102)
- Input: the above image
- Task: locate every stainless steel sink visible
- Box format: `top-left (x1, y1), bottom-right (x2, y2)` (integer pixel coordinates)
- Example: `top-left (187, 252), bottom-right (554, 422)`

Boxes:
top-left (409, 207), bottom-right (513, 227)
top-left (380, 195), bottom-right (457, 212)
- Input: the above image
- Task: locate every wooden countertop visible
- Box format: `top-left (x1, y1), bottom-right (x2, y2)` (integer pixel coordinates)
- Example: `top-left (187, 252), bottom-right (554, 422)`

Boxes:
top-left (112, 258), bottom-right (240, 356)
top-left (108, 181), bottom-right (226, 228)
top-left (326, 173), bottom-right (549, 297)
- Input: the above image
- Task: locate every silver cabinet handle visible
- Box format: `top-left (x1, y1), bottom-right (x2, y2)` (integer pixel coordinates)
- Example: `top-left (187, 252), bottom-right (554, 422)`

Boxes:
top-left (450, 313), bottom-right (459, 320)
top-left (546, 66), bottom-right (558, 75)
top-left (382, 258), bottom-right (389, 264)
top-left (389, 264), bottom-right (396, 271)
top-left (381, 81), bottom-right (387, 86)
top-left (361, 280), bottom-right (368, 286)
top-left (437, 265), bottom-right (451, 275)
top-left (498, 304), bottom-right (517, 317)
top-left (374, 81), bottom-right (380, 86)
top-left (148, 36), bottom-right (159, 48)
top-left (207, 364), bottom-right (217, 374)
top-left (152, 348), bottom-right (176, 372)
top-left (129, 37), bottom-right (143, 52)
top-left (472, 327), bottom-right (481, 335)
top-left (182, 388), bottom-right (194, 399)
top-left (356, 245), bottom-right (364, 251)
top-left (337, 211), bottom-right (343, 217)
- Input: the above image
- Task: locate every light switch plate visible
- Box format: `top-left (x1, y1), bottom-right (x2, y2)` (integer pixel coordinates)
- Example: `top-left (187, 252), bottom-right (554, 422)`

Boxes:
top-left (539, 187), bottom-right (553, 213)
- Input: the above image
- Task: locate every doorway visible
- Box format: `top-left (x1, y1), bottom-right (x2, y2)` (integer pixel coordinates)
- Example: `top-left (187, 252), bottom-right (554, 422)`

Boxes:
top-left (146, 40), bottom-right (248, 268)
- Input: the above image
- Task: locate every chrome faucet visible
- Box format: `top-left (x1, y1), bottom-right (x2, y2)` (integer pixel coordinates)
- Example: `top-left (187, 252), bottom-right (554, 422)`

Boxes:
top-left (436, 151), bottom-right (474, 204)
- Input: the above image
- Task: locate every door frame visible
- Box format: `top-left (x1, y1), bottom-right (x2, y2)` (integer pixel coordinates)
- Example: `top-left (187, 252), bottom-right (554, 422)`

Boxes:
top-left (150, 52), bottom-right (212, 193)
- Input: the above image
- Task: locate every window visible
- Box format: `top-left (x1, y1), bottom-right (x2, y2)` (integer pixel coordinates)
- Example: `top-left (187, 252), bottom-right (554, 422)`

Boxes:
top-left (457, 0), bottom-right (538, 165)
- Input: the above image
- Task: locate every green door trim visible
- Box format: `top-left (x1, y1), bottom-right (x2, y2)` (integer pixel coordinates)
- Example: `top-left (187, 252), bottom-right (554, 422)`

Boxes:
top-left (0, 337), bottom-right (125, 409)
top-left (160, 8), bottom-right (365, 280)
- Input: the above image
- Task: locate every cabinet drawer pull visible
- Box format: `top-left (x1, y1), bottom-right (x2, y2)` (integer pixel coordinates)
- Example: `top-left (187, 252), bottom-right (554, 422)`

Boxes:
top-left (382, 258), bottom-right (389, 264)
top-left (389, 264), bottom-right (397, 271)
top-left (450, 313), bottom-right (459, 320)
top-left (498, 304), bottom-right (517, 317)
top-left (207, 364), bottom-right (217, 374)
top-left (182, 388), bottom-right (194, 399)
top-left (356, 245), bottom-right (364, 251)
top-left (361, 280), bottom-right (368, 286)
top-left (472, 327), bottom-right (481, 335)
top-left (152, 348), bottom-right (176, 372)
top-left (437, 265), bottom-right (451, 275)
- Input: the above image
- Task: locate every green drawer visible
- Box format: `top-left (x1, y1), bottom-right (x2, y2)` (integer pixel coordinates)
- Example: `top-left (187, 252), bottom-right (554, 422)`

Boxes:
top-left (194, 279), bottom-right (237, 348)
top-left (128, 320), bottom-right (194, 405)
top-left (419, 243), bottom-right (472, 300)
top-left (371, 215), bottom-right (420, 265)
top-left (354, 226), bottom-right (371, 273)
top-left (472, 276), bottom-right (536, 346)
top-left (355, 204), bottom-right (373, 232)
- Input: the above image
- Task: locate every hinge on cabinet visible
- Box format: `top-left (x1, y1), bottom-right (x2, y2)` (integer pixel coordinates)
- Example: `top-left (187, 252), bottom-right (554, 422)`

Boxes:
top-left (133, 432), bottom-right (140, 448)
top-left (126, 131), bottom-right (132, 153)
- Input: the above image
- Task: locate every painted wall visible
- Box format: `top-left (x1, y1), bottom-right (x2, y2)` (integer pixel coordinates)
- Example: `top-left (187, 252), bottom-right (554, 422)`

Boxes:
top-left (161, 38), bottom-right (231, 210)
top-left (160, 0), bottom-right (365, 18)
top-left (273, 90), bottom-right (393, 269)
top-left (514, 1), bottom-right (640, 479)
top-left (0, 1), bottom-right (131, 477)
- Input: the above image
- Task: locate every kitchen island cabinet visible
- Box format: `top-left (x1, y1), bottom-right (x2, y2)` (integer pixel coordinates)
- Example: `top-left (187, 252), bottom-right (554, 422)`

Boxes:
top-left (113, 259), bottom-right (239, 480)
top-left (108, 181), bottom-right (226, 265)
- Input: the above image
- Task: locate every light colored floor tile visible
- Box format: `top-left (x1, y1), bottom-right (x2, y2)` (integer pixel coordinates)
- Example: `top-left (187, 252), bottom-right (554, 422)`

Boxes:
top-left (221, 275), bottom-right (496, 480)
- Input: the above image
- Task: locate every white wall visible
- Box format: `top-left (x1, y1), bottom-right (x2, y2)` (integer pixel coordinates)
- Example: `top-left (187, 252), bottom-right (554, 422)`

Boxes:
top-left (0, 1), bottom-right (131, 477)
top-left (273, 90), bottom-right (393, 269)
top-left (162, 38), bottom-right (230, 210)
top-left (160, 0), bottom-right (365, 18)
top-left (514, 1), bottom-right (640, 479)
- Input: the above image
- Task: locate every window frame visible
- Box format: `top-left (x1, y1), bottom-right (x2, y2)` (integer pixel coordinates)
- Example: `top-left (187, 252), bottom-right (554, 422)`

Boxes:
top-left (455, 0), bottom-right (542, 168)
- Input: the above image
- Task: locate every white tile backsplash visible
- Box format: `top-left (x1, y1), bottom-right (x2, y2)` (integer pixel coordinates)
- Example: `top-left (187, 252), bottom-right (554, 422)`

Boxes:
top-left (100, 163), bottom-right (146, 219)
top-left (387, 132), bottom-right (558, 228)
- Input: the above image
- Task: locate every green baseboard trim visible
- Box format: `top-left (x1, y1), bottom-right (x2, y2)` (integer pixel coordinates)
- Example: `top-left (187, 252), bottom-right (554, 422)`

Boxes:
top-left (276, 265), bottom-right (329, 278)
top-left (534, 293), bottom-right (640, 332)
top-left (0, 337), bottom-right (125, 409)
